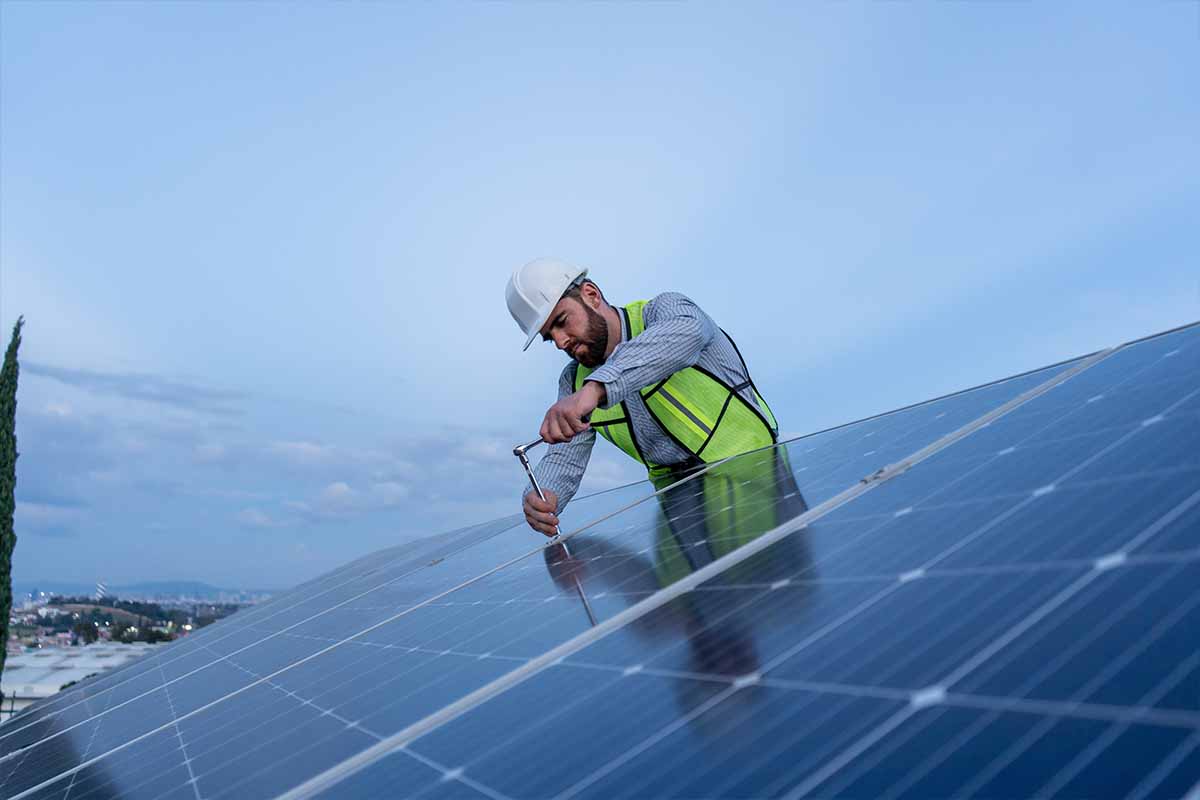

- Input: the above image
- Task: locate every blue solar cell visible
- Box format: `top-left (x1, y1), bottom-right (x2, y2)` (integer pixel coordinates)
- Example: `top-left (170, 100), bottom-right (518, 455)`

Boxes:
top-left (810, 705), bottom-right (1197, 799)
top-left (194, 725), bottom-right (374, 800)
top-left (310, 749), bottom-right (448, 799)
top-left (957, 560), bottom-right (1200, 712)
top-left (276, 650), bottom-right (515, 740)
top-left (781, 359), bottom-right (1081, 506)
top-left (790, 495), bottom-right (1030, 578)
top-left (1133, 494), bottom-right (1200, 555)
top-left (405, 673), bottom-right (902, 800)
top-left (932, 475), bottom-right (1200, 567)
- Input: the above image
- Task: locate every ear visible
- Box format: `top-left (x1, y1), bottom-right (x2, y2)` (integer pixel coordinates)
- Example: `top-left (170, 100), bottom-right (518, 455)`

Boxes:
top-left (580, 281), bottom-right (603, 310)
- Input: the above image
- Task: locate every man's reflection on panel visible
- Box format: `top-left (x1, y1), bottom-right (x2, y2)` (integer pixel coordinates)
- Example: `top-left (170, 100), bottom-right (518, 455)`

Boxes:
top-left (544, 446), bottom-right (816, 726)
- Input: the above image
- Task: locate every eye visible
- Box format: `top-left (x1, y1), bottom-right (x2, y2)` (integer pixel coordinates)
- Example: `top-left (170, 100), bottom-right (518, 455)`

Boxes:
top-left (541, 314), bottom-right (567, 343)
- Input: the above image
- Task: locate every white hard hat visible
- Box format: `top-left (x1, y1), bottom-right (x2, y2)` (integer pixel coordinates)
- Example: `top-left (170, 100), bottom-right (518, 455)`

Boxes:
top-left (505, 258), bottom-right (588, 351)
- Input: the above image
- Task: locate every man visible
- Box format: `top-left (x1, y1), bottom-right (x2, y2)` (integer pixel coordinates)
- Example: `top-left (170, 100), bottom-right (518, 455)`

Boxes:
top-left (506, 257), bottom-right (782, 536)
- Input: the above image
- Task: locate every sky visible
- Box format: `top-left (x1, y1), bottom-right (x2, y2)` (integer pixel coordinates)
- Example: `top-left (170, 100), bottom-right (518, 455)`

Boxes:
top-left (1, 1), bottom-right (1197, 591)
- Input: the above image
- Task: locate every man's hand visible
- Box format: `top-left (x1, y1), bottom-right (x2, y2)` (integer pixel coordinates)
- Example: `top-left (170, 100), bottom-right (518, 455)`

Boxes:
top-left (524, 489), bottom-right (560, 537)
top-left (540, 382), bottom-right (606, 444)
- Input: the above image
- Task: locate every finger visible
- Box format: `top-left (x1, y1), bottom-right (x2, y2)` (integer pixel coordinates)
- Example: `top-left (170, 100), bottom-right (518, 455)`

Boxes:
top-left (524, 500), bottom-right (547, 520)
top-left (549, 416), bottom-right (570, 444)
top-left (540, 415), bottom-right (557, 443)
top-left (526, 512), bottom-right (556, 536)
top-left (544, 408), bottom-right (564, 441)
top-left (529, 508), bottom-right (559, 527)
top-left (527, 495), bottom-right (552, 513)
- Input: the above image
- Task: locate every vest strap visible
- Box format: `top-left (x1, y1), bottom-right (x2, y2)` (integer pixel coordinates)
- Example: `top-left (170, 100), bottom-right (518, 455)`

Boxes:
top-left (576, 299), bottom-right (777, 471)
top-left (589, 416), bottom-right (629, 428)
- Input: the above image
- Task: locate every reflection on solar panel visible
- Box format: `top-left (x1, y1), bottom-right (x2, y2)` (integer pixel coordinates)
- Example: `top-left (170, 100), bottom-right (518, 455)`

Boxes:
top-left (2, 323), bottom-right (1197, 800)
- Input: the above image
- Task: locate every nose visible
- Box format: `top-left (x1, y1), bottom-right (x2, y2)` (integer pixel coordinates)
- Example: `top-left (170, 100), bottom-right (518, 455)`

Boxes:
top-left (553, 329), bottom-right (571, 351)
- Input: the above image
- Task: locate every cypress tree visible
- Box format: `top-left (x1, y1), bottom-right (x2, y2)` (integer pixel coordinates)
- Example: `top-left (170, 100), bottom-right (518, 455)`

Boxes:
top-left (0, 317), bottom-right (24, 698)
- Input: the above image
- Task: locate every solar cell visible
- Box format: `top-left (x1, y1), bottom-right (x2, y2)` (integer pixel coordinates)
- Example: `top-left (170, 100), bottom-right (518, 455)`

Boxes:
top-left (2, 323), bottom-right (1196, 799)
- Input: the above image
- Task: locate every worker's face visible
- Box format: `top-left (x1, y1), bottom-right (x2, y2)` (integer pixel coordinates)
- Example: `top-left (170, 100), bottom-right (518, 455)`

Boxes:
top-left (540, 287), bottom-right (609, 368)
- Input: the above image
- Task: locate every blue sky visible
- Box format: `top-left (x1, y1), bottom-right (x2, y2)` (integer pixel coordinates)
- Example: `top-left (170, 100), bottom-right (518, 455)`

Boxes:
top-left (2, 2), bottom-right (1196, 590)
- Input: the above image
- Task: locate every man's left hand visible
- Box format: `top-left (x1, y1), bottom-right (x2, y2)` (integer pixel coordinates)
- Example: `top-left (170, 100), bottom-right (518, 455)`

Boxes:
top-left (541, 382), bottom-right (606, 444)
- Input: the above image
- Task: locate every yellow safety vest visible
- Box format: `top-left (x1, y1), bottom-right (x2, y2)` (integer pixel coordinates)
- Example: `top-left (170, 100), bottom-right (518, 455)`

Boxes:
top-left (575, 300), bottom-right (778, 476)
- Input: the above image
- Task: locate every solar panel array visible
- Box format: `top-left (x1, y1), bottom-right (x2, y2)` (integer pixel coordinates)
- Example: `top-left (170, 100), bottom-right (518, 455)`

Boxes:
top-left (1, 322), bottom-right (1197, 799)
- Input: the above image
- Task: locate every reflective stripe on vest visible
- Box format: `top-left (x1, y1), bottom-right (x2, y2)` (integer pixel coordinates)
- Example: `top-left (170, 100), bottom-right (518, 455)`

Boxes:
top-left (576, 300), bottom-right (778, 472)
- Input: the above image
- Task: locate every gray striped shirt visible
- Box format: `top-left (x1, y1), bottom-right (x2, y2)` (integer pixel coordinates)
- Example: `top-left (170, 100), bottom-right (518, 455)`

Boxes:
top-left (528, 291), bottom-right (774, 512)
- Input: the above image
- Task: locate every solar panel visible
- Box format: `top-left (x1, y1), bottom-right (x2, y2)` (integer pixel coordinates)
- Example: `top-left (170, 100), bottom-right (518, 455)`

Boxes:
top-left (294, 323), bottom-right (1199, 799)
top-left (1, 323), bottom-right (1196, 799)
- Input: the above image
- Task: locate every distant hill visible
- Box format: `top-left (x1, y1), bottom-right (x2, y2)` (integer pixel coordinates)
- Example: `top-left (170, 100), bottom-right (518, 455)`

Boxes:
top-left (13, 580), bottom-right (277, 600)
top-left (119, 581), bottom-right (229, 595)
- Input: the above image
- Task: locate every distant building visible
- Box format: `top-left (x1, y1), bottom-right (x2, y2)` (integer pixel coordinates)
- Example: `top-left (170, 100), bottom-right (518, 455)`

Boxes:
top-left (0, 642), bottom-right (154, 722)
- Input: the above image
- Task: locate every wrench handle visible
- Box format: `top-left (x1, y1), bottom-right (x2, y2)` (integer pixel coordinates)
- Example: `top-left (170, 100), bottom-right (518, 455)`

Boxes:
top-left (516, 446), bottom-right (561, 537)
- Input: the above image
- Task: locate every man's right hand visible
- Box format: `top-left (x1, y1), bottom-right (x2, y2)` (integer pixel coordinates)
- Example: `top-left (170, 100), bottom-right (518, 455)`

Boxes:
top-left (523, 489), bottom-right (560, 537)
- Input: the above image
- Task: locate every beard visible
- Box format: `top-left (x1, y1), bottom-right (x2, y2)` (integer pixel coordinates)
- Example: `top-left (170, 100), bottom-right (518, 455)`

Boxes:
top-left (573, 301), bottom-right (610, 368)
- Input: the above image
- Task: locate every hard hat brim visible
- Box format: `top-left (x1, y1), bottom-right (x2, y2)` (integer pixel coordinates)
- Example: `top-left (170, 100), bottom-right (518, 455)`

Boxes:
top-left (521, 298), bottom-right (557, 350)
top-left (522, 325), bottom-right (542, 351)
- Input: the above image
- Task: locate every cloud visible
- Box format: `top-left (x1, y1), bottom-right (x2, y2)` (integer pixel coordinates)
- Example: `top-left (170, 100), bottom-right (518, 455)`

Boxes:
top-left (16, 489), bottom-right (87, 509)
top-left (242, 479), bottom-right (417, 528)
top-left (267, 440), bottom-right (338, 466)
top-left (454, 437), bottom-right (513, 465)
top-left (16, 501), bottom-right (80, 524)
top-left (319, 481), bottom-right (356, 507)
top-left (261, 438), bottom-right (422, 483)
top-left (371, 481), bottom-right (409, 506)
top-left (15, 500), bottom-right (83, 537)
top-left (308, 480), bottom-right (412, 517)
top-left (22, 525), bottom-right (77, 539)
top-left (193, 443), bottom-right (228, 463)
top-left (24, 362), bottom-right (246, 416)
top-left (189, 486), bottom-right (273, 502)
top-left (577, 456), bottom-right (644, 494)
top-left (236, 508), bottom-right (283, 528)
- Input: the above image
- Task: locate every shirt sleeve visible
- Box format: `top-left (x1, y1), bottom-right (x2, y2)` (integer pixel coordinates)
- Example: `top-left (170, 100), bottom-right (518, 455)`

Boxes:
top-left (523, 363), bottom-right (595, 513)
top-left (584, 292), bottom-right (718, 408)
